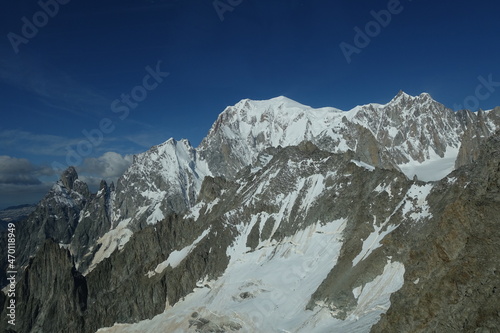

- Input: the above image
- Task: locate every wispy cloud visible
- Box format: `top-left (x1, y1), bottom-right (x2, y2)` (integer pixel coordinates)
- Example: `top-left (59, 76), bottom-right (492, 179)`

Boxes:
top-left (0, 55), bottom-right (110, 118)
top-left (0, 129), bottom-right (139, 158)
top-left (124, 129), bottom-right (173, 148)
top-left (0, 130), bottom-right (78, 156)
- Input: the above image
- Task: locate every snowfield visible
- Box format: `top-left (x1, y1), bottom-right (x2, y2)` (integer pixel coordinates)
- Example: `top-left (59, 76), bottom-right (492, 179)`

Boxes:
top-left (96, 218), bottom-right (405, 333)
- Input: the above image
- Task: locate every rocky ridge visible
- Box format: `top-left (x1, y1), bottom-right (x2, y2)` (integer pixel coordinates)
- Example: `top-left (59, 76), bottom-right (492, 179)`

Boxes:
top-left (79, 92), bottom-right (500, 273)
top-left (1, 93), bottom-right (500, 332)
top-left (0, 166), bottom-right (90, 286)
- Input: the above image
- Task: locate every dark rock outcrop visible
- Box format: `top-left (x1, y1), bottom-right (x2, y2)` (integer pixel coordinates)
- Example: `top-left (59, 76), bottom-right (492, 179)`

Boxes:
top-left (371, 132), bottom-right (500, 332)
top-left (0, 239), bottom-right (87, 333)
top-left (71, 180), bottom-right (114, 272)
top-left (0, 168), bottom-right (90, 288)
top-left (455, 108), bottom-right (500, 168)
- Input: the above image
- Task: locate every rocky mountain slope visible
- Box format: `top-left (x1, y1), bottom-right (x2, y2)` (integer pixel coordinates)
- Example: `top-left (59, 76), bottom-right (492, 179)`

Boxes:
top-left (455, 107), bottom-right (500, 168)
top-left (372, 131), bottom-right (500, 332)
top-left (1, 92), bottom-right (499, 332)
top-left (76, 92), bottom-right (500, 274)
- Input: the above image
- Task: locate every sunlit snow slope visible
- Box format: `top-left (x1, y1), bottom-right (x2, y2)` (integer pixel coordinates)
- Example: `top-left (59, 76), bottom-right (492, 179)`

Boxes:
top-left (95, 142), bottom-right (440, 333)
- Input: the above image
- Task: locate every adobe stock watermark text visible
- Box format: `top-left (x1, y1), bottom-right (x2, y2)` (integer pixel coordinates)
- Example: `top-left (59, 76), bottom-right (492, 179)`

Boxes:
top-left (5, 223), bottom-right (17, 327)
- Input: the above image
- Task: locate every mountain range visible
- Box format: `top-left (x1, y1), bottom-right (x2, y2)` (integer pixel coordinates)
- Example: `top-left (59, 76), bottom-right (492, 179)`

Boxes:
top-left (1, 92), bottom-right (499, 332)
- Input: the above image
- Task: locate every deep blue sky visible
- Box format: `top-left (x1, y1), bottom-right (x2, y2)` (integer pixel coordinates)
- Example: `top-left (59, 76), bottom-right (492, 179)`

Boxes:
top-left (1, 0), bottom-right (500, 208)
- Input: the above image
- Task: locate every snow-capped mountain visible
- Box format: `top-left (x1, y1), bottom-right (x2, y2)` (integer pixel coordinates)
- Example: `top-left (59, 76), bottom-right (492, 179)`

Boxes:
top-left (350, 92), bottom-right (462, 161)
top-left (74, 138), bottom-right (211, 273)
top-left (198, 96), bottom-right (346, 177)
top-left (2, 92), bottom-right (500, 333)
top-left (15, 91), bottom-right (500, 279)
top-left (81, 92), bottom-right (500, 272)
top-left (201, 92), bottom-right (500, 181)
top-left (199, 91), bottom-right (475, 179)
top-left (114, 138), bottom-right (209, 227)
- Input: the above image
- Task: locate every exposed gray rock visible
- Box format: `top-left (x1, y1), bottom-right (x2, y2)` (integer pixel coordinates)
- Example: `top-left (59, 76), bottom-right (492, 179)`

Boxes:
top-left (455, 108), bottom-right (500, 168)
top-left (3, 134), bottom-right (500, 332)
top-left (198, 176), bottom-right (230, 203)
top-left (71, 180), bottom-right (114, 272)
top-left (60, 166), bottom-right (78, 190)
top-left (0, 239), bottom-right (87, 333)
top-left (371, 132), bottom-right (500, 332)
top-left (0, 167), bottom-right (90, 288)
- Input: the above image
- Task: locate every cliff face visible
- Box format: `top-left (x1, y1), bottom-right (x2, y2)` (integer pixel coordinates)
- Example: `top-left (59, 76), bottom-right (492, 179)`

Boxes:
top-left (0, 240), bottom-right (87, 333)
top-left (455, 108), bottom-right (500, 169)
top-left (372, 132), bottom-right (500, 333)
top-left (0, 167), bottom-right (90, 288)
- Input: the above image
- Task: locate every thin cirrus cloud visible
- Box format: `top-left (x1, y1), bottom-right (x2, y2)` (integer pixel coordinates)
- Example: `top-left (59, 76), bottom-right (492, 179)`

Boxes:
top-left (0, 129), bottom-right (164, 158)
top-left (0, 130), bottom-right (79, 157)
top-left (0, 129), bottom-right (133, 157)
top-left (0, 55), bottom-right (110, 118)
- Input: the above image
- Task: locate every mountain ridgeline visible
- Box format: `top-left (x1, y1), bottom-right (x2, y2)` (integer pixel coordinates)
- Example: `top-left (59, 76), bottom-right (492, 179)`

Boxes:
top-left (1, 92), bottom-right (499, 332)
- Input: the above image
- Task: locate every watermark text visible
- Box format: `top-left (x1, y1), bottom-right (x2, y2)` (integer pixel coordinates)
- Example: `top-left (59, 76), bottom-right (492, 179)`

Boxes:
top-left (6, 223), bottom-right (16, 327)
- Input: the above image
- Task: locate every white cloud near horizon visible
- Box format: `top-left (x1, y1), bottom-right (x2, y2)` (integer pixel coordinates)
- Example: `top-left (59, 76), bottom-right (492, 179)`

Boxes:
top-left (78, 151), bottom-right (133, 180)
top-left (0, 152), bottom-right (133, 208)
top-left (0, 155), bottom-right (56, 185)
top-left (0, 156), bottom-right (56, 209)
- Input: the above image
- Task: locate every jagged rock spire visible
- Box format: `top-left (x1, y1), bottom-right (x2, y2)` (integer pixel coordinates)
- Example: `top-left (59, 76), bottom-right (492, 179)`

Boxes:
top-left (99, 180), bottom-right (108, 192)
top-left (60, 166), bottom-right (78, 190)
